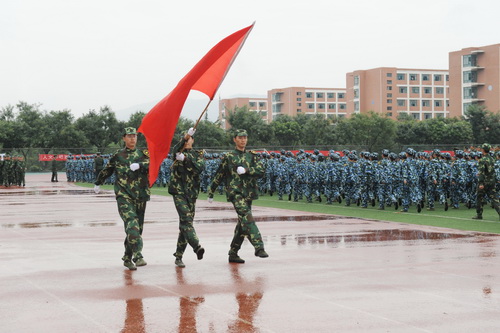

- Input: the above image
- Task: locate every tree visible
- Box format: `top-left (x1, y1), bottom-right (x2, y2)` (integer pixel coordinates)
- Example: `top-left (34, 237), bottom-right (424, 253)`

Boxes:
top-left (463, 104), bottom-right (500, 144)
top-left (192, 120), bottom-right (227, 148)
top-left (337, 112), bottom-right (396, 151)
top-left (270, 115), bottom-right (302, 147)
top-left (75, 106), bottom-right (123, 150)
top-left (225, 106), bottom-right (273, 146)
top-left (301, 114), bottom-right (335, 147)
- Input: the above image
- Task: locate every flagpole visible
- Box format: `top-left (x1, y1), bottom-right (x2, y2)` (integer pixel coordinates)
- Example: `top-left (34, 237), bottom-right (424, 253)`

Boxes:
top-left (193, 99), bottom-right (213, 130)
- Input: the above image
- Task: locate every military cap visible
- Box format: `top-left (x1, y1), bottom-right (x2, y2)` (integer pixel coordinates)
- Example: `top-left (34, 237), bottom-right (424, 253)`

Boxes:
top-left (234, 129), bottom-right (248, 137)
top-left (124, 127), bottom-right (137, 135)
top-left (481, 143), bottom-right (491, 152)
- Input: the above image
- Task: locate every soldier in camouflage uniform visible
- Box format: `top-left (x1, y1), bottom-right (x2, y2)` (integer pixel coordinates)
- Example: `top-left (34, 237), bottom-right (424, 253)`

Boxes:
top-left (94, 127), bottom-right (150, 270)
top-left (208, 129), bottom-right (269, 264)
top-left (169, 128), bottom-right (205, 268)
top-left (472, 143), bottom-right (500, 220)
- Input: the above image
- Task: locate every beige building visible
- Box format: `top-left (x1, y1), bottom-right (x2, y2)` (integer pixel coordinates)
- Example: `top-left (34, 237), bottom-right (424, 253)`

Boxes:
top-left (219, 87), bottom-right (347, 127)
top-left (218, 97), bottom-right (268, 129)
top-left (449, 43), bottom-right (500, 117)
top-left (346, 67), bottom-right (449, 120)
top-left (218, 43), bottom-right (500, 127)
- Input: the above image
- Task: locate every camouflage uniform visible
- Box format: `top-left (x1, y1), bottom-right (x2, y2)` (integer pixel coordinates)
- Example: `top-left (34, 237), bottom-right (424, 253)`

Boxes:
top-left (168, 143), bottom-right (205, 260)
top-left (95, 141), bottom-right (150, 264)
top-left (208, 136), bottom-right (266, 258)
top-left (474, 144), bottom-right (500, 219)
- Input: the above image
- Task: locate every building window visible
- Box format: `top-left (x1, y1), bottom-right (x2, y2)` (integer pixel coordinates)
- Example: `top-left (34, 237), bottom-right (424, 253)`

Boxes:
top-left (354, 102), bottom-right (359, 111)
top-left (422, 100), bottom-right (430, 107)
top-left (339, 104), bottom-right (346, 110)
top-left (296, 91), bottom-right (302, 95)
top-left (308, 104), bottom-right (314, 109)
top-left (410, 100), bottom-right (418, 107)
top-left (436, 113), bottom-right (444, 118)
top-left (387, 86), bottom-right (392, 91)
top-left (249, 102), bottom-right (255, 107)
top-left (327, 93), bottom-right (335, 98)
top-left (399, 87), bottom-right (408, 94)
top-left (386, 112), bottom-right (393, 117)
top-left (434, 74), bottom-right (442, 81)
top-left (259, 102), bottom-right (265, 107)
top-left (318, 103), bottom-right (325, 109)
top-left (424, 87), bottom-right (432, 94)
top-left (306, 92), bottom-right (313, 98)
top-left (387, 73), bottom-right (392, 77)
top-left (410, 74), bottom-right (418, 81)
top-left (297, 109), bottom-right (302, 112)
top-left (422, 74), bottom-right (430, 81)
top-left (446, 75), bottom-right (449, 81)
top-left (354, 89), bottom-right (359, 98)
top-left (354, 76), bottom-right (359, 85)
top-left (397, 100), bottom-right (406, 107)
top-left (387, 93), bottom-right (392, 97)
top-left (387, 106), bottom-right (392, 110)
top-left (411, 87), bottom-right (420, 94)
top-left (424, 113), bottom-right (432, 119)
top-left (412, 113), bottom-right (420, 120)
top-left (297, 103), bottom-right (302, 107)
top-left (397, 73), bottom-right (405, 80)
top-left (387, 99), bottom-right (392, 103)
top-left (328, 103), bottom-right (336, 110)
top-left (316, 92), bottom-right (324, 98)
top-left (435, 87), bottom-right (444, 94)
top-left (435, 100), bottom-right (442, 107)
top-left (297, 97), bottom-right (302, 101)
top-left (463, 71), bottom-right (476, 83)
top-left (337, 93), bottom-right (345, 99)
top-left (387, 80), bottom-right (392, 84)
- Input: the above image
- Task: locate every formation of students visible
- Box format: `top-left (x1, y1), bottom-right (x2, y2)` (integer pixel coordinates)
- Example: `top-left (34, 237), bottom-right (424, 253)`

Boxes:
top-left (66, 146), bottom-right (500, 214)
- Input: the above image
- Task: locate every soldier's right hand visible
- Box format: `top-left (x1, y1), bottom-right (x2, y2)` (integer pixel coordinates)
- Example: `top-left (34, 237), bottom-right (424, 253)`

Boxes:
top-left (176, 152), bottom-right (185, 161)
top-left (94, 185), bottom-right (100, 194)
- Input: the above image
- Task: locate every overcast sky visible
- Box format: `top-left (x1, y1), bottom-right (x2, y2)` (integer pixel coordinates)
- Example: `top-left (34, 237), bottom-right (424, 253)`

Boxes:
top-left (1, 0), bottom-right (499, 121)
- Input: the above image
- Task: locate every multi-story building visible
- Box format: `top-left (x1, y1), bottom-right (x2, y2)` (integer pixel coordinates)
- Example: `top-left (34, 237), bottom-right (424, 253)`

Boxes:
top-left (218, 97), bottom-right (268, 129)
top-left (267, 87), bottom-right (347, 121)
top-left (219, 87), bottom-right (347, 127)
top-left (449, 43), bottom-right (500, 118)
top-left (346, 67), bottom-right (449, 120)
top-left (218, 43), bottom-right (500, 127)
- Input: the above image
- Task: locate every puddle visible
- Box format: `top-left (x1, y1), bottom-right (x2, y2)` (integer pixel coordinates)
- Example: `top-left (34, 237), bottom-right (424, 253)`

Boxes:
top-left (281, 229), bottom-right (497, 246)
top-left (197, 214), bottom-right (338, 224)
top-left (0, 189), bottom-right (96, 196)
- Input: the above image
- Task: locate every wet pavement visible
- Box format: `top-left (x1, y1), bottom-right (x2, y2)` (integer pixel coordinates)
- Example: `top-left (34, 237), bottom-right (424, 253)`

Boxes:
top-left (1, 173), bottom-right (500, 332)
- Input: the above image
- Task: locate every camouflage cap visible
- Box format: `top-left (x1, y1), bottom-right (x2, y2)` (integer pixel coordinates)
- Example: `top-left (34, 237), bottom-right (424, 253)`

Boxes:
top-left (482, 143), bottom-right (491, 151)
top-left (234, 129), bottom-right (248, 137)
top-left (124, 127), bottom-right (137, 135)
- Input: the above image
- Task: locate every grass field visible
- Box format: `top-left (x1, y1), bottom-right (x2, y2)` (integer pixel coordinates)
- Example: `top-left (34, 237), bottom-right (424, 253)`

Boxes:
top-left (81, 183), bottom-right (500, 234)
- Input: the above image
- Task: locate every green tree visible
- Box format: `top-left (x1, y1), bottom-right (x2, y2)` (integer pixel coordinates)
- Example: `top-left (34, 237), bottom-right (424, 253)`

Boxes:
top-left (464, 104), bottom-right (500, 143)
top-left (301, 114), bottom-right (335, 147)
top-left (75, 106), bottom-right (123, 150)
top-left (270, 115), bottom-right (302, 147)
top-left (192, 120), bottom-right (227, 148)
top-left (337, 112), bottom-right (396, 151)
top-left (225, 106), bottom-right (273, 146)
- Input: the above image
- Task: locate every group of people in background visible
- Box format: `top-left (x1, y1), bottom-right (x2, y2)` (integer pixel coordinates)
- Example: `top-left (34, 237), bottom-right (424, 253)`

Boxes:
top-left (66, 144), bottom-right (500, 216)
top-left (0, 154), bottom-right (25, 187)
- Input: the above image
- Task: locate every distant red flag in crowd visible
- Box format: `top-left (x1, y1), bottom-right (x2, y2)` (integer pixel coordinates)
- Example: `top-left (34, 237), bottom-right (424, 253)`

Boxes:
top-left (138, 23), bottom-right (255, 187)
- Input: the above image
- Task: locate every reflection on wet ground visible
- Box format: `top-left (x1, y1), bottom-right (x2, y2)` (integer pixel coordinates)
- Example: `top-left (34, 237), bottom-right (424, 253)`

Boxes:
top-left (0, 189), bottom-right (101, 196)
top-left (1, 222), bottom-right (117, 229)
top-left (280, 229), bottom-right (499, 247)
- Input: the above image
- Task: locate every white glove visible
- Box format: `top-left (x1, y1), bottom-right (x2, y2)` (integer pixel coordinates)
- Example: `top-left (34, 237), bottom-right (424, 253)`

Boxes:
top-left (237, 166), bottom-right (246, 175)
top-left (187, 127), bottom-right (196, 136)
top-left (208, 197), bottom-right (213, 203)
top-left (94, 185), bottom-right (100, 194)
top-left (176, 152), bottom-right (185, 161)
top-left (130, 163), bottom-right (140, 171)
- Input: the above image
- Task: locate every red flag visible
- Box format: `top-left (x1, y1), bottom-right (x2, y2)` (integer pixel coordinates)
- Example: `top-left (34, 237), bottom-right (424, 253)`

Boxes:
top-left (138, 23), bottom-right (255, 187)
